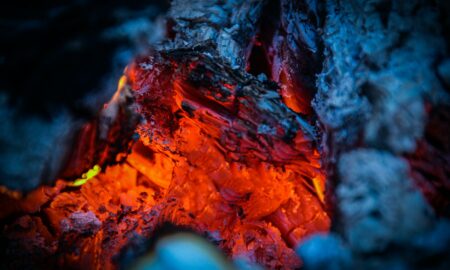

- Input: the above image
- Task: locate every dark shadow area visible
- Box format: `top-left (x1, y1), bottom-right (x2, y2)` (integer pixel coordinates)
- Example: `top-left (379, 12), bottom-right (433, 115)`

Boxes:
top-left (0, 0), bottom-right (169, 118)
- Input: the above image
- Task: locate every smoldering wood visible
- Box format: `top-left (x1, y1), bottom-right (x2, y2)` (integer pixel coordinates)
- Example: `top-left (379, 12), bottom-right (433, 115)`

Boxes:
top-left (301, 0), bottom-right (450, 269)
top-left (0, 1), bottom-right (326, 269)
top-left (0, 0), bottom-right (449, 269)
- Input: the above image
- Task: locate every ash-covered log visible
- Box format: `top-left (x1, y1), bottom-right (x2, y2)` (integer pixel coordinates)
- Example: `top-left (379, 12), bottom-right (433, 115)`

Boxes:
top-left (299, 1), bottom-right (450, 269)
top-left (0, 0), bottom-right (449, 270)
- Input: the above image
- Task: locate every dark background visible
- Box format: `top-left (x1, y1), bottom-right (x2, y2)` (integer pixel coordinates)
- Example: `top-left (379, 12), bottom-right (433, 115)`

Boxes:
top-left (0, 0), bottom-right (169, 119)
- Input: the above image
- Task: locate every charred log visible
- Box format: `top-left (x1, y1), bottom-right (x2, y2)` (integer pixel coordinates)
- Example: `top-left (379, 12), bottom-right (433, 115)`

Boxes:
top-left (300, 1), bottom-right (450, 269)
top-left (0, 0), bottom-right (449, 269)
top-left (1, 0), bottom-right (330, 269)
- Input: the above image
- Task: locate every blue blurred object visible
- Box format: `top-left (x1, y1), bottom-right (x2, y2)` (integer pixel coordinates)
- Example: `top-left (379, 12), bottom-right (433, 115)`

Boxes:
top-left (133, 233), bottom-right (234, 270)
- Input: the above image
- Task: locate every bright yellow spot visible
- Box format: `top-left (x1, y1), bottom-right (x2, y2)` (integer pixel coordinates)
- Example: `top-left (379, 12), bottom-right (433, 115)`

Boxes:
top-left (70, 165), bottom-right (101, 187)
top-left (118, 75), bottom-right (127, 91)
top-left (312, 176), bottom-right (325, 204)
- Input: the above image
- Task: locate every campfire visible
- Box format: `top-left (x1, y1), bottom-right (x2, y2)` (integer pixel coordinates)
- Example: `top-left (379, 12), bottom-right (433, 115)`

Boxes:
top-left (1, 1), bottom-right (449, 269)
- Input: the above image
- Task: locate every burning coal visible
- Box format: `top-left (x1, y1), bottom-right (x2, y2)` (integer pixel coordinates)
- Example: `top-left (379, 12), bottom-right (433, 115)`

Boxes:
top-left (0, 0), bottom-right (330, 268)
top-left (0, 31), bottom-right (329, 270)
top-left (1, 0), bottom-right (450, 270)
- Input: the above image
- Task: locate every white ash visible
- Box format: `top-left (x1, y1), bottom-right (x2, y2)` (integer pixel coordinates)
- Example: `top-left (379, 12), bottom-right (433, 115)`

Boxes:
top-left (60, 211), bottom-right (102, 235)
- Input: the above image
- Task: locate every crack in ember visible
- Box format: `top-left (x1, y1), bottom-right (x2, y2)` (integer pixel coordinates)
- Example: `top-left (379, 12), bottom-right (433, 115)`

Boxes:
top-left (0, 45), bottom-right (329, 270)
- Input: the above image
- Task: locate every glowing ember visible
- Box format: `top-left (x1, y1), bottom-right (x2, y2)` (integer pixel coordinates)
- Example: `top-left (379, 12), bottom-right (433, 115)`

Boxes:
top-left (70, 165), bottom-right (101, 187)
top-left (0, 45), bottom-right (329, 270)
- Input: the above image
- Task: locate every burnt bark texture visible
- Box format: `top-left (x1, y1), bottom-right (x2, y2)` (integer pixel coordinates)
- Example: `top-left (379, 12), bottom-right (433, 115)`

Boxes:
top-left (1, 1), bottom-right (327, 269)
top-left (299, 0), bottom-right (450, 269)
top-left (0, 0), bottom-right (449, 269)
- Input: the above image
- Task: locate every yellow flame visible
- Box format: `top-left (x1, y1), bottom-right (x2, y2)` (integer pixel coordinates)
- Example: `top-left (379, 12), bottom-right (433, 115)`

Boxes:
top-left (70, 165), bottom-right (101, 187)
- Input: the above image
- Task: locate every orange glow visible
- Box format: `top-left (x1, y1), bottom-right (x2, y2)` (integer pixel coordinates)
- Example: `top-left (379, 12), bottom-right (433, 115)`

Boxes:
top-left (122, 54), bottom-right (330, 267)
top-left (0, 53), bottom-right (330, 270)
top-left (278, 71), bottom-right (312, 115)
top-left (281, 85), bottom-right (303, 113)
top-left (312, 176), bottom-right (326, 203)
